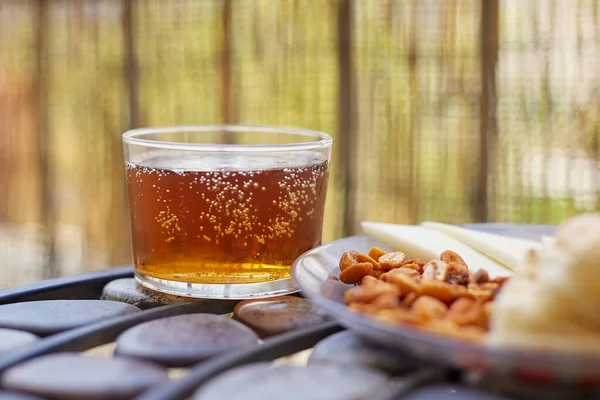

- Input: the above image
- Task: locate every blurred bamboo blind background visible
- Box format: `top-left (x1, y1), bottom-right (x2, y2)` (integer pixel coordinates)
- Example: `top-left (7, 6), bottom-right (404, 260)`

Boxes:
top-left (0, 0), bottom-right (599, 287)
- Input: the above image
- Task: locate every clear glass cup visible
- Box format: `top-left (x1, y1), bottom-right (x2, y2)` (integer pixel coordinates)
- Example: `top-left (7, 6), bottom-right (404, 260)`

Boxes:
top-left (122, 125), bottom-right (332, 299)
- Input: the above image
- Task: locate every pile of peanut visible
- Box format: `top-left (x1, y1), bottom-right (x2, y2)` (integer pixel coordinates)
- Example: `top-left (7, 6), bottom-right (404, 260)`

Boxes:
top-left (338, 248), bottom-right (509, 342)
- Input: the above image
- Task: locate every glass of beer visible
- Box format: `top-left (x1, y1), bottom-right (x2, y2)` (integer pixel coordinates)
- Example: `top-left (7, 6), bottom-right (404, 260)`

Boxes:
top-left (123, 125), bottom-right (332, 299)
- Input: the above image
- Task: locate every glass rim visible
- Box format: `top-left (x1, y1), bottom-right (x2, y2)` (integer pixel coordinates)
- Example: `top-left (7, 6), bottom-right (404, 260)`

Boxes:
top-left (122, 124), bottom-right (333, 152)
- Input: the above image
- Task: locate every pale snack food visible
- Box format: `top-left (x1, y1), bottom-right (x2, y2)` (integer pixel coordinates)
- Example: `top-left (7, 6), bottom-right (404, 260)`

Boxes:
top-left (489, 213), bottom-right (600, 353)
top-left (420, 221), bottom-right (541, 271)
top-left (361, 222), bottom-right (513, 276)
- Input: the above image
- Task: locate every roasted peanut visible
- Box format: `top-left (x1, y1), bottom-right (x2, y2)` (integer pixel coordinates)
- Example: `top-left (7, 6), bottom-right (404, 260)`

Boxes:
top-left (421, 320), bottom-right (485, 342)
top-left (403, 292), bottom-right (418, 307)
top-left (422, 256), bottom-right (469, 285)
top-left (411, 295), bottom-right (448, 320)
top-left (348, 293), bottom-right (400, 314)
top-left (440, 250), bottom-right (467, 267)
top-left (470, 269), bottom-right (489, 284)
top-left (442, 261), bottom-right (470, 286)
top-left (399, 263), bottom-right (420, 271)
top-left (445, 298), bottom-right (488, 329)
top-left (373, 293), bottom-right (401, 308)
top-left (339, 251), bottom-right (357, 271)
top-left (464, 302), bottom-right (490, 329)
top-left (420, 319), bottom-right (461, 337)
top-left (484, 302), bottom-right (494, 320)
top-left (370, 270), bottom-right (383, 279)
top-left (344, 279), bottom-right (400, 305)
top-left (356, 252), bottom-right (382, 270)
top-left (339, 251), bottom-right (381, 272)
top-left (374, 308), bottom-right (423, 325)
top-left (361, 275), bottom-right (381, 287)
top-left (445, 297), bottom-right (475, 320)
top-left (422, 259), bottom-right (445, 280)
top-left (381, 269), bottom-right (420, 296)
top-left (398, 267), bottom-right (421, 278)
top-left (378, 251), bottom-right (406, 271)
top-left (368, 246), bottom-right (388, 261)
top-left (339, 262), bottom-right (373, 284)
top-left (418, 279), bottom-right (458, 304)
top-left (467, 282), bottom-right (498, 302)
top-left (467, 291), bottom-right (493, 303)
top-left (455, 284), bottom-right (476, 300)
top-left (401, 258), bottom-right (426, 272)
top-left (489, 276), bottom-right (510, 287)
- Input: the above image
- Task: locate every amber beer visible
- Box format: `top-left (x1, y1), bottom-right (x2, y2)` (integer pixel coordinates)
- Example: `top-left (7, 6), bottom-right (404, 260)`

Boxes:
top-left (126, 152), bottom-right (329, 285)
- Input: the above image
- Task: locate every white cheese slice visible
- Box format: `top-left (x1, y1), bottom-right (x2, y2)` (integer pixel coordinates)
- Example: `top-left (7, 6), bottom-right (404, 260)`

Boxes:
top-left (421, 222), bottom-right (541, 271)
top-left (541, 235), bottom-right (556, 247)
top-left (361, 221), bottom-right (513, 277)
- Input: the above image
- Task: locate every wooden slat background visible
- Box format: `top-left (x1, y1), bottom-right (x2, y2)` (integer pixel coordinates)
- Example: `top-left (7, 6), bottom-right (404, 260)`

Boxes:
top-left (1, 0), bottom-right (599, 288)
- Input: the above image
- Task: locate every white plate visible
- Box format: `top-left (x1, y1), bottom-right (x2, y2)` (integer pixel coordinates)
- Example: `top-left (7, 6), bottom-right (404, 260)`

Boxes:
top-left (291, 234), bottom-right (600, 386)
